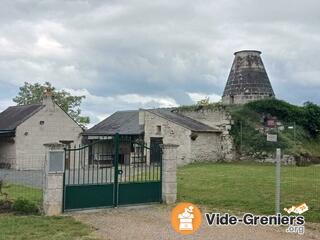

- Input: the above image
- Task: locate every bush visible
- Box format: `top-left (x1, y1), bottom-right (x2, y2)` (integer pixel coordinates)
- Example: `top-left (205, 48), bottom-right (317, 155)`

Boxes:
top-left (246, 99), bottom-right (320, 138)
top-left (12, 198), bottom-right (39, 214)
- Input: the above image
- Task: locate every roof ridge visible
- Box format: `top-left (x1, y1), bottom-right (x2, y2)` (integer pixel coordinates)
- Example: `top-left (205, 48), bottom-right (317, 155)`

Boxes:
top-left (146, 109), bottom-right (220, 132)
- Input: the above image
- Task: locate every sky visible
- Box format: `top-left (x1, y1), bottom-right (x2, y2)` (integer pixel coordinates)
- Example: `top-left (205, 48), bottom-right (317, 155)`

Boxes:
top-left (0, 0), bottom-right (320, 126)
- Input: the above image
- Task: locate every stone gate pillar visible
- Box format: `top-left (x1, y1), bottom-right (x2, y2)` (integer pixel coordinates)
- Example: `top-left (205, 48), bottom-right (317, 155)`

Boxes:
top-left (161, 144), bottom-right (179, 204)
top-left (43, 143), bottom-right (65, 216)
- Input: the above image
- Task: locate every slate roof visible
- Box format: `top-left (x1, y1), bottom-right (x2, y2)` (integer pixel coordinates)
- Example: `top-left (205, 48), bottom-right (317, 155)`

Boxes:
top-left (223, 50), bottom-right (275, 97)
top-left (0, 104), bottom-right (44, 132)
top-left (83, 110), bottom-right (144, 136)
top-left (147, 109), bottom-right (221, 133)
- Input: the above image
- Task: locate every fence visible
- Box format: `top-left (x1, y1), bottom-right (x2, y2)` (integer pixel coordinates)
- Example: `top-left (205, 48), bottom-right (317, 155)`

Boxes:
top-left (0, 159), bottom-right (44, 213)
top-left (281, 157), bottom-right (320, 222)
top-left (231, 120), bottom-right (320, 222)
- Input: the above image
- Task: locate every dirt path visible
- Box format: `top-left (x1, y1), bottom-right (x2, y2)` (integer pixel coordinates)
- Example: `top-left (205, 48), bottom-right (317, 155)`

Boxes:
top-left (72, 205), bottom-right (320, 240)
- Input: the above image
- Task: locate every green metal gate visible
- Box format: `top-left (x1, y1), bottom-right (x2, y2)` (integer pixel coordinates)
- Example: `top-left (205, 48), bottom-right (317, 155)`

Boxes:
top-left (63, 134), bottom-right (162, 211)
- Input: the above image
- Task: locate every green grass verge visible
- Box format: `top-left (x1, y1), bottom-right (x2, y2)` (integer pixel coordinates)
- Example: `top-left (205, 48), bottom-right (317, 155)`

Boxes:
top-left (1, 184), bottom-right (42, 205)
top-left (1, 185), bottom-right (98, 239)
top-left (0, 214), bottom-right (97, 240)
top-left (177, 162), bottom-right (320, 222)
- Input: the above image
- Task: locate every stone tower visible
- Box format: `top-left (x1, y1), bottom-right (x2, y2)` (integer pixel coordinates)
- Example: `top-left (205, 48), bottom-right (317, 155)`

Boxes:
top-left (222, 50), bottom-right (275, 104)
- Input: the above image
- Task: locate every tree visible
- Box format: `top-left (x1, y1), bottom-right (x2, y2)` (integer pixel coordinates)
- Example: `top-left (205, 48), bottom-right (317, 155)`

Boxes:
top-left (13, 82), bottom-right (90, 126)
top-left (303, 102), bottom-right (320, 137)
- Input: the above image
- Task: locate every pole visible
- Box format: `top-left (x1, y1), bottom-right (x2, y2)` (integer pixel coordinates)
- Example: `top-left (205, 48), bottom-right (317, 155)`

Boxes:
top-left (240, 121), bottom-right (243, 154)
top-left (293, 122), bottom-right (296, 146)
top-left (114, 133), bottom-right (120, 207)
top-left (275, 148), bottom-right (281, 214)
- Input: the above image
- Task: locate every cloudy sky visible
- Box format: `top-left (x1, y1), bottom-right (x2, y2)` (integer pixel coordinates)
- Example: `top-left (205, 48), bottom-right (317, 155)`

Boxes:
top-left (1, 0), bottom-right (320, 126)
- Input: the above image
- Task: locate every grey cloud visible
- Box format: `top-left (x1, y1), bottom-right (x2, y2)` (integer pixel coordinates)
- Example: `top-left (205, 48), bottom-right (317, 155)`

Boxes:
top-left (0, 0), bottom-right (319, 124)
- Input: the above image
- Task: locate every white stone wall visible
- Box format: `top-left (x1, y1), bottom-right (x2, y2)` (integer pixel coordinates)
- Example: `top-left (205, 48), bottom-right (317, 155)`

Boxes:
top-left (143, 111), bottom-right (192, 166)
top-left (190, 132), bottom-right (221, 162)
top-left (177, 108), bottom-right (235, 161)
top-left (161, 144), bottom-right (178, 204)
top-left (176, 108), bottom-right (228, 128)
top-left (0, 140), bottom-right (16, 168)
top-left (143, 110), bottom-right (225, 166)
top-left (15, 102), bottom-right (83, 170)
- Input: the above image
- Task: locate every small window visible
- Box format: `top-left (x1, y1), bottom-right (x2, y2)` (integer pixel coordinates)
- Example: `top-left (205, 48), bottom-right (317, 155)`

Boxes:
top-left (156, 125), bottom-right (161, 134)
top-left (40, 121), bottom-right (45, 125)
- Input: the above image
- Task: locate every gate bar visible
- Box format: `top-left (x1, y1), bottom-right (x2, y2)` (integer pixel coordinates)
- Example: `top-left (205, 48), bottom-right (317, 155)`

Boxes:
top-left (114, 133), bottom-right (120, 207)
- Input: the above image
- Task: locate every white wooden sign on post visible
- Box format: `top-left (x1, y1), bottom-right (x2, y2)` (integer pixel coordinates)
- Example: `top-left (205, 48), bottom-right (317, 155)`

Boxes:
top-left (267, 133), bottom-right (278, 142)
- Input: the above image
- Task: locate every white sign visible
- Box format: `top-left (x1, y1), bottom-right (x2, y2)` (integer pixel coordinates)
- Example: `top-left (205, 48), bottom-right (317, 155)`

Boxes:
top-left (267, 134), bottom-right (277, 142)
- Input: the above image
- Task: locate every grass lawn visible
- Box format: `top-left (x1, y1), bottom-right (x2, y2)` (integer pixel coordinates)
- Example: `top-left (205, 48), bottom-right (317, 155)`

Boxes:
top-left (0, 214), bottom-right (97, 240)
top-left (0, 184), bottom-right (42, 204)
top-left (178, 162), bottom-right (320, 222)
top-left (1, 185), bottom-right (98, 240)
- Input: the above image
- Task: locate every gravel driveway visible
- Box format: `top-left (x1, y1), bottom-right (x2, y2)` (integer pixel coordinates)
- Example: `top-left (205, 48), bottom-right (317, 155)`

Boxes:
top-left (72, 205), bottom-right (320, 240)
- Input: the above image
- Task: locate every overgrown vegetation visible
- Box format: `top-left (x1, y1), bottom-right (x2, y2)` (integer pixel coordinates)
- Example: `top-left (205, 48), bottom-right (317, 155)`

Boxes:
top-left (177, 98), bottom-right (320, 160)
top-left (177, 101), bottom-right (226, 111)
top-left (246, 99), bottom-right (320, 138)
top-left (227, 99), bottom-right (320, 160)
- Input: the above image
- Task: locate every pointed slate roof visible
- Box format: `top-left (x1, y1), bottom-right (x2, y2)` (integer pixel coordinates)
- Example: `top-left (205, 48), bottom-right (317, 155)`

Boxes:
top-left (0, 104), bottom-right (44, 132)
top-left (223, 50), bottom-right (275, 97)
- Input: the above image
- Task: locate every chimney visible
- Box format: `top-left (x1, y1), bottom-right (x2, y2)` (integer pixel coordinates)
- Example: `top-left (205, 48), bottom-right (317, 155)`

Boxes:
top-left (139, 109), bottom-right (145, 125)
top-left (42, 89), bottom-right (55, 110)
top-left (222, 50), bottom-right (275, 104)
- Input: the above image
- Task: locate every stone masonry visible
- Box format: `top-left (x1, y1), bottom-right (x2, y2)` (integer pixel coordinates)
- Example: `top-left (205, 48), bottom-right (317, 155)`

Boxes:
top-left (43, 143), bottom-right (65, 216)
top-left (222, 50), bottom-right (275, 105)
top-left (176, 108), bottom-right (234, 161)
top-left (142, 110), bottom-right (191, 165)
top-left (142, 110), bottom-right (222, 165)
top-left (161, 144), bottom-right (178, 204)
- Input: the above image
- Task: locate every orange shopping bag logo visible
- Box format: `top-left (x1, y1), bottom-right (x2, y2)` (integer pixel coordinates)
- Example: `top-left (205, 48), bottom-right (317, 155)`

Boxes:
top-left (171, 202), bottom-right (202, 235)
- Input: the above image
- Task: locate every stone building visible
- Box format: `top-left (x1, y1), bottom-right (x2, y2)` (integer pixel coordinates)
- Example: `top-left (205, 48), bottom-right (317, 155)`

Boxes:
top-left (0, 92), bottom-right (83, 170)
top-left (84, 108), bottom-right (225, 166)
top-left (141, 109), bottom-right (222, 166)
top-left (222, 50), bottom-right (275, 104)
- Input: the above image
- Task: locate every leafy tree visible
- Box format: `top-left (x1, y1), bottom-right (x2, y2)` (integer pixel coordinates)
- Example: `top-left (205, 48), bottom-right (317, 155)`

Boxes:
top-left (303, 102), bottom-right (320, 137)
top-left (13, 82), bottom-right (90, 126)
